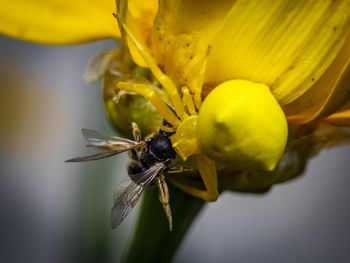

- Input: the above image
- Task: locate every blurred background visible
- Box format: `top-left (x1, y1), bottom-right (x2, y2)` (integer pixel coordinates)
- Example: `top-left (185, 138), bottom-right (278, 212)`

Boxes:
top-left (0, 35), bottom-right (350, 263)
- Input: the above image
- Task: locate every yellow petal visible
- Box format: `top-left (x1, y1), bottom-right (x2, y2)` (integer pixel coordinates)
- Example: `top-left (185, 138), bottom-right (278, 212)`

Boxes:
top-left (152, 0), bottom-right (350, 106)
top-left (208, 0), bottom-right (350, 105)
top-left (0, 0), bottom-right (119, 44)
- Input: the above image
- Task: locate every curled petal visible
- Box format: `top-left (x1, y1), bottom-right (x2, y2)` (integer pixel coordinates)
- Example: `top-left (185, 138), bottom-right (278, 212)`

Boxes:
top-left (285, 34), bottom-right (350, 123)
top-left (323, 105), bottom-right (350, 126)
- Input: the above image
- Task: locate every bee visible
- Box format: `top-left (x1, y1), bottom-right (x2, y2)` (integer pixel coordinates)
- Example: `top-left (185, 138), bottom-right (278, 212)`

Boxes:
top-left (66, 122), bottom-right (188, 231)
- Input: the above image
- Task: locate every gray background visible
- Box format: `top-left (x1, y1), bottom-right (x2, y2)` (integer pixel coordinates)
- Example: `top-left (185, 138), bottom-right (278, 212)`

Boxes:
top-left (1, 35), bottom-right (349, 263)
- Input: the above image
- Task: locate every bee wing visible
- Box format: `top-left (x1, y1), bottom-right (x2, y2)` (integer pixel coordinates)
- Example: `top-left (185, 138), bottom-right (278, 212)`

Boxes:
top-left (82, 128), bottom-right (136, 148)
top-left (65, 129), bottom-right (144, 162)
top-left (65, 149), bottom-right (131, 162)
top-left (111, 163), bottom-right (165, 229)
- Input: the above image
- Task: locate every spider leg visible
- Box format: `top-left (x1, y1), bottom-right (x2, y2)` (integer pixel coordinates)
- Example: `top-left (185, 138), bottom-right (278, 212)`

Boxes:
top-left (194, 46), bottom-right (211, 110)
top-left (167, 154), bottom-right (218, 202)
top-left (117, 82), bottom-right (180, 127)
top-left (115, 13), bottom-right (186, 120)
top-left (160, 125), bottom-right (177, 133)
top-left (181, 86), bottom-right (197, 115)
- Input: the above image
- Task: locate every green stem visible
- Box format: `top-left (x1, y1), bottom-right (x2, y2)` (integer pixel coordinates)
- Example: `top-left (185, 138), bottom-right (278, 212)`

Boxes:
top-left (123, 183), bottom-right (205, 262)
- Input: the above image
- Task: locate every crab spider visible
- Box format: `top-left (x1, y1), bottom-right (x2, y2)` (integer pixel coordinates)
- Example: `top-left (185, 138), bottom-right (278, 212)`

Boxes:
top-left (114, 13), bottom-right (219, 202)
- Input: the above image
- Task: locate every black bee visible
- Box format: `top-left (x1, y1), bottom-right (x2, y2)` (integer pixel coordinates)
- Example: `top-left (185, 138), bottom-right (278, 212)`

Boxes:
top-left (66, 123), bottom-right (181, 230)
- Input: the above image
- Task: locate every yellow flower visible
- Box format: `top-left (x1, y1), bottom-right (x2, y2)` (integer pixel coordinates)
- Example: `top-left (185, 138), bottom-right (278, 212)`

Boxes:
top-left (125, 0), bottom-right (350, 123)
top-left (2, 0), bottom-right (350, 198)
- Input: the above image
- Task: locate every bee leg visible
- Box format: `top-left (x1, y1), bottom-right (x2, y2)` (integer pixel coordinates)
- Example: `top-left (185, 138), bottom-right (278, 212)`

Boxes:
top-left (157, 175), bottom-right (173, 231)
top-left (128, 122), bottom-right (142, 160)
top-left (128, 149), bottom-right (139, 161)
top-left (167, 154), bottom-right (219, 202)
top-left (165, 166), bottom-right (195, 174)
top-left (131, 122), bottom-right (141, 142)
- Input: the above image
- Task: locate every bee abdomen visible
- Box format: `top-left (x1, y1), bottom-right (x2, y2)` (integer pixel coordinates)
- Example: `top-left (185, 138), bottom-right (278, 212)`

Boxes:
top-left (128, 162), bottom-right (146, 182)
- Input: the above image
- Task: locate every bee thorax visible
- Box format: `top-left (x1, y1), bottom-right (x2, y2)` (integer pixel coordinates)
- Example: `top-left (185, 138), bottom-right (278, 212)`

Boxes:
top-left (140, 134), bottom-right (176, 168)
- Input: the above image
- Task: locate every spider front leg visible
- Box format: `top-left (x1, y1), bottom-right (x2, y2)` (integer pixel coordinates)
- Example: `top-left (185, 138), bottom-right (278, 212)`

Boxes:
top-left (117, 82), bottom-right (180, 128)
top-left (114, 13), bottom-right (186, 120)
top-left (193, 46), bottom-right (211, 110)
top-left (181, 86), bottom-right (197, 115)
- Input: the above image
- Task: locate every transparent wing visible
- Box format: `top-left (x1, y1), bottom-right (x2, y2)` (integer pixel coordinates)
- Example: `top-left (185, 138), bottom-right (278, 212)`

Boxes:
top-left (65, 129), bottom-right (144, 162)
top-left (111, 163), bottom-right (165, 229)
top-left (65, 150), bottom-right (131, 162)
top-left (82, 128), bottom-right (137, 149)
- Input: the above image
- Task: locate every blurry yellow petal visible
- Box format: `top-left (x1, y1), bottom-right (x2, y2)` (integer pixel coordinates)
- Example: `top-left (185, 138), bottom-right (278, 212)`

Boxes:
top-left (0, 0), bottom-right (119, 44)
top-left (152, 0), bottom-right (350, 105)
top-left (123, 0), bottom-right (158, 67)
top-left (285, 33), bottom-right (350, 123)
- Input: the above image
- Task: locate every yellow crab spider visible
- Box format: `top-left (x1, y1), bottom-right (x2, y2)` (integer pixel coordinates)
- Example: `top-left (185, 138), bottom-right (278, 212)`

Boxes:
top-left (114, 12), bottom-right (288, 201)
top-left (115, 14), bottom-right (219, 202)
